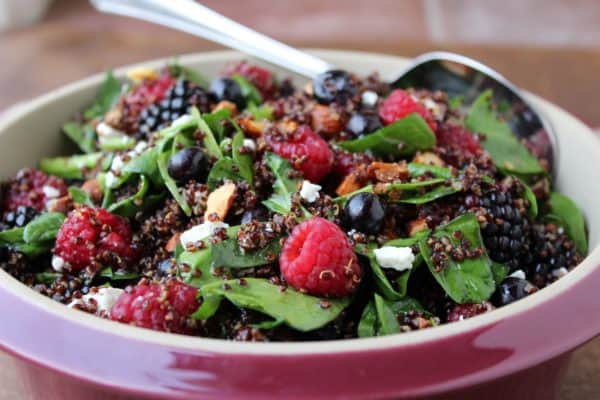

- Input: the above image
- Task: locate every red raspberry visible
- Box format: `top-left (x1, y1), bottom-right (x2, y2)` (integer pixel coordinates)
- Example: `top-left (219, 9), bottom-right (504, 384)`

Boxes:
top-left (379, 89), bottom-right (437, 131)
top-left (119, 73), bottom-right (175, 132)
top-left (266, 125), bottom-right (333, 182)
top-left (279, 217), bottom-right (361, 297)
top-left (332, 148), bottom-right (373, 177)
top-left (447, 301), bottom-right (494, 322)
top-left (110, 279), bottom-right (199, 333)
top-left (223, 61), bottom-right (275, 99)
top-left (53, 207), bottom-right (138, 271)
top-left (435, 124), bottom-right (483, 166)
top-left (2, 168), bottom-right (67, 214)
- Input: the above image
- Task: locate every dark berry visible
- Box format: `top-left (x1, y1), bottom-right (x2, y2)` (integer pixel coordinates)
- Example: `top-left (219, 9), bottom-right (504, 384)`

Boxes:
top-left (167, 147), bottom-right (208, 183)
top-left (240, 207), bottom-right (269, 225)
top-left (492, 277), bottom-right (537, 306)
top-left (346, 112), bottom-right (382, 137)
top-left (222, 61), bottom-right (276, 99)
top-left (343, 192), bottom-right (385, 235)
top-left (209, 78), bottom-right (245, 110)
top-left (0, 246), bottom-right (8, 263)
top-left (138, 79), bottom-right (211, 137)
top-left (157, 258), bottom-right (176, 276)
top-left (3, 206), bottom-right (38, 228)
top-left (313, 70), bottom-right (357, 105)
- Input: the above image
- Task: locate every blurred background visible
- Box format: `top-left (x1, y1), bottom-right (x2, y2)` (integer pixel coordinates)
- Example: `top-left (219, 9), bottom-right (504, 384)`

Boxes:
top-left (0, 0), bottom-right (598, 399)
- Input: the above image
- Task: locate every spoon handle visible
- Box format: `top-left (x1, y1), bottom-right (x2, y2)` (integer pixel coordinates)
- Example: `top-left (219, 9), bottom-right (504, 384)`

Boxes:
top-left (89, 0), bottom-right (333, 78)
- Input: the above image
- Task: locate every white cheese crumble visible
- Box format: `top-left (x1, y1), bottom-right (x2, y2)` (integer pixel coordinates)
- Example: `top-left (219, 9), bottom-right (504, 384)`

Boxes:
top-left (42, 185), bottom-right (60, 199)
top-left (51, 255), bottom-right (65, 272)
top-left (110, 155), bottom-right (125, 172)
top-left (299, 180), bottom-right (322, 203)
top-left (373, 246), bottom-right (415, 272)
top-left (68, 287), bottom-right (124, 314)
top-left (133, 140), bottom-right (148, 154)
top-left (422, 98), bottom-right (444, 120)
top-left (105, 172), bottom-right (118, 189)
top-left (361, 90), bottom-right (378, 107)
top-left (96, 121), bottom-right (127, 142)
top-left (552, 267), bottom-right (569, 279)
top-left (171, 114), bottom-right (194, 127)
top-left (509, 269), bottom-right (526, 280)
top-left (180, 221), bottom-right (229, 247)
top-left (243, 138), bottom-right (256, 152)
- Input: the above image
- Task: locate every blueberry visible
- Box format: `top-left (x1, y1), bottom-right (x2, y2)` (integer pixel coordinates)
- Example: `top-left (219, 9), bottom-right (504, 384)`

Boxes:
top-left (240, 207), bottom-right (269, 225)
top-left (313, 70), bottom-right (357, 105)
top-left (167, 147), bottom-right (208, 183)
top-left (343, 192), bottom-right (385, 235)
top-left (209, 78), bottom-right (245, 110)
top-left (346, 112), bottom-right (382, 137)
top-left (491, 277), bottom-right (537, 307)
top-left (157, 259), bottom-right (176, 276)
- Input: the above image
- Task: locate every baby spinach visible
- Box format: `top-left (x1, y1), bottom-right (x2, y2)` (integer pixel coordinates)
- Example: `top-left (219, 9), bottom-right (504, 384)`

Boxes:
top-left (99, 267), bottom-right (139, 281)
top-left (248, 103), bottom-right (274, 121)
top-left (168, 60), bottom-right (209, 87)
top-left (40, 152), bottom-right (105, 180)
top-left (206, 157), bottom-right (245, 191)
top-left (231, 74), bottom-right (263, 106)
top-left (337, 114), bottom-right (436, 157)
top-left (69, 187), bottom-right (95, 207)
top-left (122, 147), bottom-right (162, 186)
top-left (545, 192), bottom-right (587, 254)
top-left (262, 153), bottom-right (301, 215)
top-left (408, 163), bottom-right (454, 179)
top-left (98, 134), bottom-right (136, 152)
top-left (491, 262), bottom-right (510, 285)
top-left (465, 90), bottom-right (544, 176)
top-left (200, 278), bottom-right (350, 331)
top-left (35, 272), bottom-right (61, 285)
top-left (63, 122), bottom-right (96, 154)
top-left (23, 212), bottom-right (65, 244)
top-left (516, 176), bottom-right (538, 218)
top-left (179, 248), bottom-right (221, 289)
top-left (84, 70), bottom-right (122, 119)
top-left (231, 124), bottom-right (254, 186)
top-left (419, 213), bottom-right (495, 304)
top-left (192, 294), bottom-right (223, 320)
top-left (157, 152), bottom-right (192, 217)
top-left (210, 237), bottom-right (281, 269)
top-left (192, 108), bottom-right (222, 159)
top-left (357, 301), bottom-right (378, 338)
top-left (203, 109), bottom-right (231, 143)
top-left (397, 183), bottom-right (461, 205)
top-left (358, 294), bottom-right (429, 337)
top-left (107, 176), bottom-right (164, 217)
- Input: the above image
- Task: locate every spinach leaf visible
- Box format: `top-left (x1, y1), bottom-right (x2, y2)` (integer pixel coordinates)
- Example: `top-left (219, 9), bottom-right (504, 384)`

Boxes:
top-left (69, 187), bottom-right (95, 207)
top-left (357, 301), bottom-right (378, 338)
top-left (359, 294), bottom-right (429, 337)
top-left (206, 157), bottom-right (245, 191)
top-left (157, 151), bottom-right (192, 217)
top-left (107, 176), bottom-right (164, 217)
top-left (408, 163), bottom-right (454, 179)
top-left (383, 178), bottom-right (447, 192)
top-left (192, 107), bottom-right (222, 159)
top-left (248, 103), bottom-right (274, 121)
top-left (40, 152), bottom-right (105, 179)
top-left (84, 71), bottom-right (122, 119)
top-left (397, 183), bottom-right (461, 205)
top-left (179, 248), bottom-right (220, 289)
top-left (231, 124), bottom-right (254, 186)
top-left (262, 153), bottom-right (302, 215)
top-left (200, 278), bottom-right (350, 331)
top-left (35, 272), bottom-right (61, 285)
top-left (337, 114), bottom-right (436, 157)
top-left (99, 267), bottom-right (139, 281)
top-left (419, 213), bottom-right (495, 304)
top-left (192, 294), bottom-right (223, 320)
top-left (98, 134), bottom-right (136, 152)
top-left (0, 227), bottom-right (25, 244)
top-left (122, 147), bottom-right (162, 186)
top-left (210, 236), bottom-right (281, 269)
top-left (545, 192), bottom-right (587, 254)
top-left (63, 122), bottom-right (96, 154)
top-left (168, 60), bottom-right (209, 87)
top-left (203, 109), bottom-right (231, 143)
top-left (231, 74), bottom-right (263, 106)
top-left (23, 212), bottom-right (65, 244)
top-left (465, 90), bottom-right (544, 175)
top-left (516, 176), bottom-right (538, 218)
top-left (491, 262), bottom-right (510, 285)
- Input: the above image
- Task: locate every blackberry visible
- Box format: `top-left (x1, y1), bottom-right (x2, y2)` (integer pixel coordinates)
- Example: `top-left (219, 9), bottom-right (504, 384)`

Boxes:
top-left (3, 206), bottom-right (38, 228)
top-left (479, 188), bottom-right (530, 271)
top-left (527, 223), bottom-right (583, 287)
top-left (491, 277), bottom-right (537, 306)
top-left (138, 79), bottom-right (212, 137)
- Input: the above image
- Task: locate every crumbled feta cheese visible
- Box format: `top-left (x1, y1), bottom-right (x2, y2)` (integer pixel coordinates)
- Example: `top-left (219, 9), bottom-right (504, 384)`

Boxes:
top-left (68, 287), bottom-right (124, 314)
top-left (42, 185), bottom-right (60, 199)
top-left (105, 172), bottom-right (118, 189)
top-left (373, 246), bottom-right (415, 272)
top-left (180, 221), bottom-right (229, 247)
top-left (509, 269), bottom-right (526, 280)
top-left (110, 155), bottom-right (125, 172)
top-left (97, 122), bottom-right (125, 140)
top-left (133, 140), bottom-right (148, 154)
top-left (243, 138), bottom-right (256, 152)
top-left (361, 90), bottom-right (378, 107)
top-left (300, 180), bottom-right (321, 203)
top-left (52, 255), bottom-right (65, 272)
top-left (552, 267), bottom-right (569, 279)
top-left (422, 98), bottom-right (444, 120)
top-left (171, 114), bottom-right (194, 127)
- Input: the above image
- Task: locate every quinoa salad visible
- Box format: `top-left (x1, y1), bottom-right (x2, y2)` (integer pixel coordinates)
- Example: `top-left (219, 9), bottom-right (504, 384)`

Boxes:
top-left (0, 61), bottom-right (588, 341)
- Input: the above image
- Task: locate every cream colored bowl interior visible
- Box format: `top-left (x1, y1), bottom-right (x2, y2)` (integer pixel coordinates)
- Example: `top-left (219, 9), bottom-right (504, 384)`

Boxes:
top-left (0, 50), bottom-right (599, 356)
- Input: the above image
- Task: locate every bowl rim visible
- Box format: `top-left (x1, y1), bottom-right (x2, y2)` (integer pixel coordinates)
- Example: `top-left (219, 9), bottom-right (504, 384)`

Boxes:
top-left (0, 48), bottom-right (599, 359)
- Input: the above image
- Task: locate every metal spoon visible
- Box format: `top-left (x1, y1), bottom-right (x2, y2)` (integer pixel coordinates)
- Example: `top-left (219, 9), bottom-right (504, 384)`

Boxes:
top-left (90, 0), bottom-right (556, 174)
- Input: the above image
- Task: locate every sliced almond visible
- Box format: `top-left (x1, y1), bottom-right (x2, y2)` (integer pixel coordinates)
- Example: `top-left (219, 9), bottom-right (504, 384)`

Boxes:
top-left (213, 100), bottom-right (238, 116)
top-left (310, 105), bottom-right (342, 137)
top-left (367, 161), bottom-right (409, 183)
top-left (336, 172), bottom-right (363, 197)
top-left (165, 232), bottom-right (182, 253)
top-left (81, 179), bottom-right (102, 203)
top-left (126, 66), bottom-right (158, 83)
top-left (238, 118), bottom-right (266, 138)
top-left (413, 151), bottom-right (445, 167)
top-left (408, 218), bottom-right (429, 237)
top-left (204, 182), bottom-right (237, 221)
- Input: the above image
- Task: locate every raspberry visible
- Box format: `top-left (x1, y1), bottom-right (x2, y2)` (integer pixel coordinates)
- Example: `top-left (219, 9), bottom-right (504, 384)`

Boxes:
top-left (447, 301), bottom-right (494, 322)
top-left (223, 61), bottom-right (275, 99)
top-left (379, 89), bottom-right (437, 131)
top-left (435, 124), bottom-right (482, 166)
top-left (279, 217), bottom-right (361, 297)
top-left (53, 207), bottom-right (138, 272)
top-left (266, 125), bottom-right (333, 182)
top-left (332, 148), bottom-right (373, 177)
top-left (2, 168), bottom-right (67, 214)
top-left (110, 279), bottom-right (199, 333)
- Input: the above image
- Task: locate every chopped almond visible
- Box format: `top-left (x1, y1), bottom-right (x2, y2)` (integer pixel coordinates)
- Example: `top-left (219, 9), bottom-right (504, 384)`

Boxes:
top-left (103, 108), bottom-right (123, 128)
top-left (311, 105), bottom-right (342, 137)
top-left (46, 196), bottom-right (73, 214)
top-left (238, 118), bottom-right (266, 138)
top-left (204, 182), bottom-right (237, 221)
top-left (126, 66), bottom-right (158, 83)
top-left (336, 165), bottom-right (369, 197)
top-left (165, 232), bottom-right (181, 252)
top-left (413, 151), bottom-right (445, 167)
top-left (278, 120), bottom-right (298, 134)
top-left (213, 100), bottom-right (238, 115)
top-left (81, 179), bottom-right (102, 203)
top-left (408, 218), bottom-right (429, 236)
top-left (367, 161), bottom-right (409, 183)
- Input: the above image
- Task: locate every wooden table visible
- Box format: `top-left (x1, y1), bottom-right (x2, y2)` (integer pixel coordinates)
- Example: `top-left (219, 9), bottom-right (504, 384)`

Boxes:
top-left (0, 1), bottom-right (598, 399)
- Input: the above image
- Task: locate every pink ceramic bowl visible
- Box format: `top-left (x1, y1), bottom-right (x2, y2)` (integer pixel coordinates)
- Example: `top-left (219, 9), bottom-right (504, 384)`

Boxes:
top-left (0, 50), bottom-right (599, 400)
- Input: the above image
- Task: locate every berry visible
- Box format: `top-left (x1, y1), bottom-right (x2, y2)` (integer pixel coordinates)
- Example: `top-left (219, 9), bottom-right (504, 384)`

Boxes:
top-left (332, 148), bottom-right (373, 177)
top-left (343, 192), bottom-right (385, 235)
top-left (266, 125), bottom-right (333, 182)
top-left (279, 217), bottom-right (361, 297)
top-left (209, 78), bottom-right (246, 110)
top-left (110, 279), bottom-right (199, 333)
top-left (345, 112), bottom-right (382, 137)
top-left (447, 302), bottom-right (494, 322)
top-left (167, 147), bottom-right (208, 183)
top-left (491, 277), bottom-right (537, 306)
top-left (379, 89), bottom-right (437, 131)
top-left (138, 79), bottom-right (211, 137)
top-left (313, 70), bottom-right (357, 105)
top-left (222, 61), bottom-right (275, 99)
top-left (2, 168), bottom-right (67, 214)
top-left (53, 207), bottom-right (138, 272)
top-left (479, 188), bottom-right (530, 271)
top-left (435, 124), bottom-right (482, 166)
top-left (3, 206), bottom-right (38, 228)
